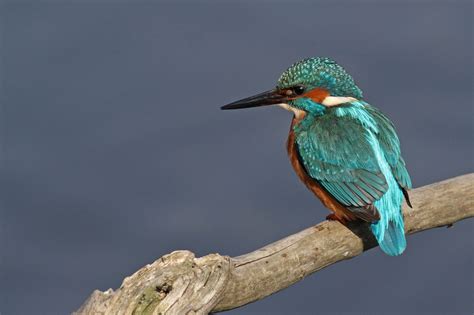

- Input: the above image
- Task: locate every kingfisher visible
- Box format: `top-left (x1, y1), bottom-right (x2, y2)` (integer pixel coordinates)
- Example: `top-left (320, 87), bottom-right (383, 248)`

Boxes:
top-left (221, 57), bottom-right (412, 256)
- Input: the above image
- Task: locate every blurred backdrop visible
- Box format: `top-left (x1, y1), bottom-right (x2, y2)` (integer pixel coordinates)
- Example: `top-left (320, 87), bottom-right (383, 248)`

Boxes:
top-left (1, 1), bottom-right (473, 314)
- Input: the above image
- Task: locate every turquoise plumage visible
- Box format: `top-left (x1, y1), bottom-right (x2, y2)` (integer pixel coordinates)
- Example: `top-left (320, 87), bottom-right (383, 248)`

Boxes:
top-left (222, 57), bottom-right (412, 256)
top-left (293, 100), bottom-right (411, 255)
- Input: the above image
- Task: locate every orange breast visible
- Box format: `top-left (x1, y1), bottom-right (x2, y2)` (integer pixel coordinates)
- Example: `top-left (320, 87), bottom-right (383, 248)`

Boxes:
top-left (286, 116), bottom-right (357, 222)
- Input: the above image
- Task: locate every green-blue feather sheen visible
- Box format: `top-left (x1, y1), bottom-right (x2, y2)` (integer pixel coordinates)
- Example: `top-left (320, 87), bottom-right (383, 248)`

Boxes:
top-left (293, 100), bottom-right (410, 255)
top-left (278, 57), bottom-right (363, 99)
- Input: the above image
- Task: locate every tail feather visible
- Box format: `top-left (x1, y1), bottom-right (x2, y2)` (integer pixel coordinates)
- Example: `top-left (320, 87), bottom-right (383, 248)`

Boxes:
top-left (372, 219), bottom-right (406, 256)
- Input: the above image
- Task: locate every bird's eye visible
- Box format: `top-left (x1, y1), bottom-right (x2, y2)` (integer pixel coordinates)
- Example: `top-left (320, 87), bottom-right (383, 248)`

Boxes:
top-left (292, 84), bottom-right (305, 95)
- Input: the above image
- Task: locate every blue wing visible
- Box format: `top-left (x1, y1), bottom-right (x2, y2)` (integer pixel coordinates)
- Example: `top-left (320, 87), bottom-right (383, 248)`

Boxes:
top-left (366, 105), bottom-right (412, 190)
top-left (294, 105), bottom-right (388, 221)
top-left (365, 105), bottom-right (412, 207)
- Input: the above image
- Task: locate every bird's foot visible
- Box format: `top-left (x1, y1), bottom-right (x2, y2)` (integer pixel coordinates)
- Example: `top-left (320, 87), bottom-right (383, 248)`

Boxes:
top-left (326, 213), bottom-right (347, 224)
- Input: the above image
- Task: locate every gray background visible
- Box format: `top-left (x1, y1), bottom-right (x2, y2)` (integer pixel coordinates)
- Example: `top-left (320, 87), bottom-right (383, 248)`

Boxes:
top-left (1, 1), bottom-right (473, 314)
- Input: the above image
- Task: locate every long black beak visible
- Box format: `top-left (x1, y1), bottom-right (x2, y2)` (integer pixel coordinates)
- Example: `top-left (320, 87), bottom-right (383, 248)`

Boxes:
top-left (221, 89), bottom-right (289, 110)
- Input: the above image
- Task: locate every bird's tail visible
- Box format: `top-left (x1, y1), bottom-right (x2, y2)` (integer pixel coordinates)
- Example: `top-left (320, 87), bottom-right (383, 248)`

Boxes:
top-left (371, 218), bottom-right (406, 256)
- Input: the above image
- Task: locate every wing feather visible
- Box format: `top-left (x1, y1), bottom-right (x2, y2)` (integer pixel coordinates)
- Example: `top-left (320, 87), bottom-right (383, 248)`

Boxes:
top-left (295, 109), bottom-right (387, 221)
top-left (365, 105), bottom-right (412, 190)
top-left (295, 101), bottom-right (412, 219)
top-left (365, 104), bottom-right (412, 206)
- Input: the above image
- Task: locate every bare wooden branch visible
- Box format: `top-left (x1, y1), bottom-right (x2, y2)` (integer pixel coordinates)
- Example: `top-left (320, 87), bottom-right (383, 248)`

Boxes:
top-left (75, 174), bottom-right (474, 315)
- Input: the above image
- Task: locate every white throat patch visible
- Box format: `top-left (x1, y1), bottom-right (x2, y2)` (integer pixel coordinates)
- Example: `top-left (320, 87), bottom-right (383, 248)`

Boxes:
top-left (277, 103), bottom-right (306, 119)
top-left (322, 96), bottom-right (357, 107)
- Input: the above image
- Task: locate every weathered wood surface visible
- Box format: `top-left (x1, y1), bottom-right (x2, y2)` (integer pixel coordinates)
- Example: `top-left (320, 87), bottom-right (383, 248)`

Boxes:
top-left (75, 173), bottom-right (474, 314)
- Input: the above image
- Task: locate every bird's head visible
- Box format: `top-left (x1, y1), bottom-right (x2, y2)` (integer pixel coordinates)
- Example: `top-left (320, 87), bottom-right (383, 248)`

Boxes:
top-left (221, 57), bottom-right (362, 117)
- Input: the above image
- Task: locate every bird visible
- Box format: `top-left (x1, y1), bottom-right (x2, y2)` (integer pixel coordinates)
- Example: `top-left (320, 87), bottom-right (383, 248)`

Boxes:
top-left (221, 57), bottom-right (412, 256)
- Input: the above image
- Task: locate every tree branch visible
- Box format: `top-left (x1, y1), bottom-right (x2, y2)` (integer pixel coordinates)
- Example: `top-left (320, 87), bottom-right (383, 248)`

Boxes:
top-left (75, 173), bottom-right (474, 315)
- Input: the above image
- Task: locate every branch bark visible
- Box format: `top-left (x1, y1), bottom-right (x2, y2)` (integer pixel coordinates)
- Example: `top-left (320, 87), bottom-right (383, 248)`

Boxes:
top-left (75, 173), bottom-right (474, 315)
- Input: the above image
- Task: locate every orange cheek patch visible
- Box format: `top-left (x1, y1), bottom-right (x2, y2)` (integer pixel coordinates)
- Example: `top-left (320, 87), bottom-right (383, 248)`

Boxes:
top-left (302, 88), bottom-right (329, 103)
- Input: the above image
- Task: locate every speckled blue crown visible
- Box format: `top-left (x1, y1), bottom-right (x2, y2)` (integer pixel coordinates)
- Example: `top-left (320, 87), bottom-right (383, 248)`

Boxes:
top-left (277, 57), bottom-right (363, 99)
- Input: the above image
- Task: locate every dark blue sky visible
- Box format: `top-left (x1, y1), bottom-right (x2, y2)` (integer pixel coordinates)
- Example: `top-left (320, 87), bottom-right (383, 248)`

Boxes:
top-left (1, 1), bottom-right (473, 314)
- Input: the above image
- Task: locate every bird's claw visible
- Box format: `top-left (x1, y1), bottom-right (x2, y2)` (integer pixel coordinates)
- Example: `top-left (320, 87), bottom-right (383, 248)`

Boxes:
top-left (326, 213), bottom-right (347, 224)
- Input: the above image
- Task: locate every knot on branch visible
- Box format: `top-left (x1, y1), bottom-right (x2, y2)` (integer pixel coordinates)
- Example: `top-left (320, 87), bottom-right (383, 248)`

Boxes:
top-left (74, 250), bottom-right (231, 315)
